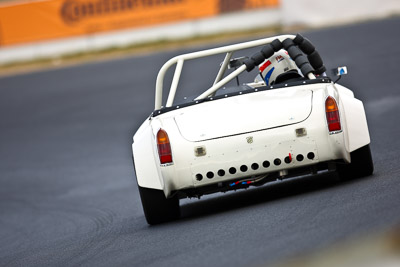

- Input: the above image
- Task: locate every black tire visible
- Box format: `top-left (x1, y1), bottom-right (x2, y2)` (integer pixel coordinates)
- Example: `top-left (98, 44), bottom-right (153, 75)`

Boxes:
top-left (338, 144), bottom-right (374, 180)
top-left (138, 186), bottom-right (180, 225)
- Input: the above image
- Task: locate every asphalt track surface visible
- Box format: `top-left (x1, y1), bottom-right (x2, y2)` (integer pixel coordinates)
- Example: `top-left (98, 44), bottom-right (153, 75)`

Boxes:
top-left (1, 17), bottom-right (400, 266)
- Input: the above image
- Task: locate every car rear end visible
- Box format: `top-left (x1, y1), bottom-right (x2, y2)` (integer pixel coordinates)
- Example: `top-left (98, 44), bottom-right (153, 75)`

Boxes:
top-left (150, 80), bottom-right (350, 198)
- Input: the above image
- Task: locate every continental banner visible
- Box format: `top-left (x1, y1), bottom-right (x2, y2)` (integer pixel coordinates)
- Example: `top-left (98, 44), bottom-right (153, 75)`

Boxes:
top-left (0, 0), bottom-right (279, 46)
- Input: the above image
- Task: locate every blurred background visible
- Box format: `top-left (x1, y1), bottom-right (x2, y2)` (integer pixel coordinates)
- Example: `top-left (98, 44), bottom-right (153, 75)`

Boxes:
top-left (1, 1), bottom-right (400, 266)
top-left (0, 0), bottom-right (399, 65)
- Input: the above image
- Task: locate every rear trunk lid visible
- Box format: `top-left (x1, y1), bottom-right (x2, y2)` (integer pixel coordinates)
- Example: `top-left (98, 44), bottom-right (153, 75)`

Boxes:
top-left (174, 88), bottom-right (312, 142)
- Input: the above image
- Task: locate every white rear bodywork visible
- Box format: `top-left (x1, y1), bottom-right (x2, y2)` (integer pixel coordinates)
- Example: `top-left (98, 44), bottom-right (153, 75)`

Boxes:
top-left (132, 35), bottom-right (370, 198)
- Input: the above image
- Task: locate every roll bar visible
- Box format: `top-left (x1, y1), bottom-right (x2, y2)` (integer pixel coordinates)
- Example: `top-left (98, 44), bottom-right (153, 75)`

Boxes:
top-left (154, 33), bottom-right (326, 110)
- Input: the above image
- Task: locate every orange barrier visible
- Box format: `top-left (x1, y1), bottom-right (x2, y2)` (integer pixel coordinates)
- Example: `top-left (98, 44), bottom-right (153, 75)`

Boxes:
top-left (0, 0), bottom-right (279, 46)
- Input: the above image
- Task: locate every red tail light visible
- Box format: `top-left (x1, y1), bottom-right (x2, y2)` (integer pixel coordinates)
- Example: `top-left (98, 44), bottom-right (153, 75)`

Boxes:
top-left (157, 129), bottom-right (173, 164)
top-left (325, 96), bottom-right (341, 132)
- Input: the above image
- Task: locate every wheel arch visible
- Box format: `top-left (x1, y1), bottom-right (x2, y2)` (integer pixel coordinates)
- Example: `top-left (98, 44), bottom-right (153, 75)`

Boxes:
top-left (339, 90), bottom-right (371, 152)
top-left (132, 120), bottom-right (164, 191)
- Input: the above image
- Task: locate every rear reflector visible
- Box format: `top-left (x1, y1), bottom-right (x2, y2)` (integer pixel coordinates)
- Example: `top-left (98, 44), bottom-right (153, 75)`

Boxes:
top-left (325, 96), bottom-right (341, 132)
top-left (157, 129), bottom-right (173, 164)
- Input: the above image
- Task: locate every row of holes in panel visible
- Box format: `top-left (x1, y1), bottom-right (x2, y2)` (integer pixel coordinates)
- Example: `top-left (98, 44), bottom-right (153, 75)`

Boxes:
top-left (195, 152), bottom-right (315, 181)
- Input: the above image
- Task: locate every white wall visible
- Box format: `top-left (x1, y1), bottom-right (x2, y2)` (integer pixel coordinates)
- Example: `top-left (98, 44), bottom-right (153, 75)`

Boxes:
top-left (281, 0), bottom-right (400, 27)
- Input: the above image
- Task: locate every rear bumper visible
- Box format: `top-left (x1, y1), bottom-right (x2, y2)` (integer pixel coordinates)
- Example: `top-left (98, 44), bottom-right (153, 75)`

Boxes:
top-left (173, 161), bottom-right (338, 199)
top-left (160, 117), bottom-right (349, 197)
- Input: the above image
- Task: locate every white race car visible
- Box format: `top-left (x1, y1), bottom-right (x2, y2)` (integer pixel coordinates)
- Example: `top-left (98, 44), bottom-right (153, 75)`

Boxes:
top-left (132, 34), bottom-right (373, 225)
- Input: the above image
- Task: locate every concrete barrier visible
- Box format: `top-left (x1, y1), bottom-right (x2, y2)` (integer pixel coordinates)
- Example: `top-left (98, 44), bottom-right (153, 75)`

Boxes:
top-left (0, 7), bottom-right (280, 65)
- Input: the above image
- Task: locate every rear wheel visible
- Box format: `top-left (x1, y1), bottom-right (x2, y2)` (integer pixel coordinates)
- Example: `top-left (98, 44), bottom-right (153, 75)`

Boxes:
top-left (138, 186), bottom-right (180, 225)
top-left (338, 144), bottom-right (374, 180)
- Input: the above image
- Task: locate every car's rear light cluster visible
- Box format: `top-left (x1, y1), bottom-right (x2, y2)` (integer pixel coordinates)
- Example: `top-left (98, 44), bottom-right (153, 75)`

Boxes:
top-left (325, 96), bottom-right (341, 132)
top-left (156, 129), bottom-right (173, 164)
